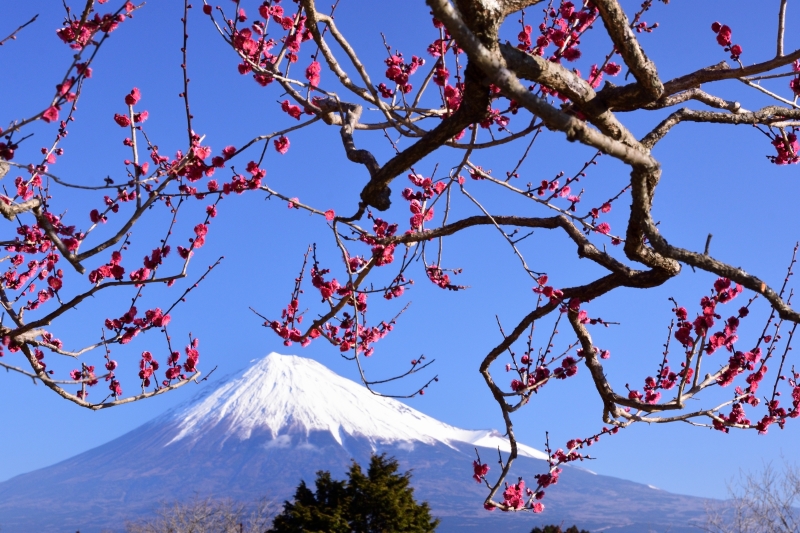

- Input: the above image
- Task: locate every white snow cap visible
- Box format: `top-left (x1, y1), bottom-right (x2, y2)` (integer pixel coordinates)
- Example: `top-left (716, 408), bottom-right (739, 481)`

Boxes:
top-left (167, 352), bottom-right (547, 460)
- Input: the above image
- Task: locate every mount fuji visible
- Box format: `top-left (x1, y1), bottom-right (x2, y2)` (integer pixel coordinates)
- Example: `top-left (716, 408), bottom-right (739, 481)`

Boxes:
top-left (0, 353), bottom-right (710, 532)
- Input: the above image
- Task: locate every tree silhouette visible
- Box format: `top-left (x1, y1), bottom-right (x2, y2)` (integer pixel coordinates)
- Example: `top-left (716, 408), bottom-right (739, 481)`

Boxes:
top-left (530, 525), bottom-right (590, 533)
top-left (269, 454), bottom-right (439, 533)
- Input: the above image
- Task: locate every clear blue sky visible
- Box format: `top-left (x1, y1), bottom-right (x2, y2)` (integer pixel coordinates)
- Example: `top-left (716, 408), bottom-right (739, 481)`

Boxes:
top-left (0, 0), bottom-right (798, 502)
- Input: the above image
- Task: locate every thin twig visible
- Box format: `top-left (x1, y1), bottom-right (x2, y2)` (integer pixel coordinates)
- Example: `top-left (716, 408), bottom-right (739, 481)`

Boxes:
top-left (0, 14), bottom-right (38, 46)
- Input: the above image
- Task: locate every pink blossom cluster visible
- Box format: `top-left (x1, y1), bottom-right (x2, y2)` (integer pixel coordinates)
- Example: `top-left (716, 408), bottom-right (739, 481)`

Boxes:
top-left (472, 460), bottom-right (489, 483)
top-left (56, 3), bottom-right (133, 50)
top-left (360, 217), bottom-right (398, 266)
top-left (104, 306), bottom-right (171, 345)
top-left (402, 173), bottom-right (446, 230)
top-left (767, 130), bottom-right (799, 165)
top-left (484, 426), bottom-right (620, 512)
top-left (382, 52), bottom-right (425, 96)
top-left (425, 265), bottom-right (463, 291)
top-left (517, 2), bottom-right (597, 61)
top-left (532, 275), bottom-right (563, 304)
top-left (674, 277), bottom-right (744, 348)
top-left (711, 22), bottom-right (743, 60)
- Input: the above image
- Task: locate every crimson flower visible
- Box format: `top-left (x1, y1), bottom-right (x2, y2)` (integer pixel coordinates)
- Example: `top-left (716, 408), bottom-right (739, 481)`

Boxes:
top-left (274, 136), bottom-right (290, 154)
top-left (114, 114), bottom-right (131, 127)
top-left (42, 106), bottom-right (59, 123)
top-left (603, 62), bottom-right (621, 76)
top-left (790, 77), bottom-right (800, 97)
top-left (472, 460), bottom-right (489, 482)
top-left (124, 87), bottom-right (141, 105)
top-left (281, 100), bottom-right (303, 120)
top-left (305, 61), bottom-right (321, 86)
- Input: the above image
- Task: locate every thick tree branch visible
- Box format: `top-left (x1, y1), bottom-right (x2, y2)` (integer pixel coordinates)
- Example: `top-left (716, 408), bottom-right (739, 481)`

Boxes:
top-left (593, 0), bottom-right (663, 100)
top-left (642, 87), bottom-right (744, 113)
top-left (599, 49), bottom-right (800, 112)
top-left (427, 0), bottom-right (656, 168)
top-left (500, 44), bottom-right (642, 149)
top-left (33, 205), bottom-right (85, 274)
top-left (382, 213), bottom-right (642, 277)
top-left (499, 0), bottom-right (545, 16)
top-left (623, 168), bottom-right (800, 323)
top-left (0, 197), bottom-right (41, 220)
top-left (335, 100), bottom-right (380, 176)
top-left (641, 106), bottom-right (800, 148)
top-left (567, 310), bottom-right (621, 420)
top-left (359, 61), bottom-right (491, 210)
top-left (777, 0), bottom-right (788, 57)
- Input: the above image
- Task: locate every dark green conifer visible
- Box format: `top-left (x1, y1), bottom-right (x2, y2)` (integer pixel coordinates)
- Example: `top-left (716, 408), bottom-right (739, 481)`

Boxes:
top-left (530, 525), bottom-right (590, 533)
top-left (269, 454), bottom-right (439, 533)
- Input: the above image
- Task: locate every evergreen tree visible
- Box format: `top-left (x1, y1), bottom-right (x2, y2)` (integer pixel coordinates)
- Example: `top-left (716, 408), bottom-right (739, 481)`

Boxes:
top-left (269, 472), bottom-right (351, 533)
top-left (530, 525), bottom-right (590, 533)
top-left (269, 454), bottom-right (439, 533)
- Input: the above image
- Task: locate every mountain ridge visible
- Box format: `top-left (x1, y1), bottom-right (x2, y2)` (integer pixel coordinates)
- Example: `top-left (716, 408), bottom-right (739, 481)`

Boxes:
top-left (0, 352), bottom-right (711, 533)
top-left (161, 352), bottom-right (549, 460)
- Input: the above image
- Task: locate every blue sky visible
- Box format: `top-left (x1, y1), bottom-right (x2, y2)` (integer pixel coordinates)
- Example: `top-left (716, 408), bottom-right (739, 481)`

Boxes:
top-left (0, 0), bottom-right (799, 503)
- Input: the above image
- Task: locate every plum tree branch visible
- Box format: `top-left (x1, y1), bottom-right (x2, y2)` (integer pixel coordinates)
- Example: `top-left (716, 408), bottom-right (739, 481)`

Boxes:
top-left (778, 0), bottom-right (788, 57)
top-left (0, 14), bottom-right (38, 46)
top-left (500, 44), bottom-right (641, 148)
top-left (593, 0), bottom-right (663, 99)
top-left (499, 0), bottom-right (545, 16)
top-left (358, 63), bottom-right (490, 210)
top-left (0, 197), bottom-right (41, 220)
top-left (599, 50), bottom-right (800, 112)
top-left (427, 0), bottom-right (656, 168)
top-left (641, 106), bottom-right (800, 148)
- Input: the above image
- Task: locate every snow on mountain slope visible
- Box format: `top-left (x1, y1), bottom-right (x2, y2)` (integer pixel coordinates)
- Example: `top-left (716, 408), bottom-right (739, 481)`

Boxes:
top-left (0, 351), bottom-right (711, 533)
top-left (166, 352), bottom-right (548, 460)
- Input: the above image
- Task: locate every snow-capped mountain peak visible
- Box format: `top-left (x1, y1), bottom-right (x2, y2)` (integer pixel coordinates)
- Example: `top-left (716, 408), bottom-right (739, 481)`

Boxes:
top-left (0, 351), bottom-right (711, 533)
top-left (166, 352), bottom-right (547, 460)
